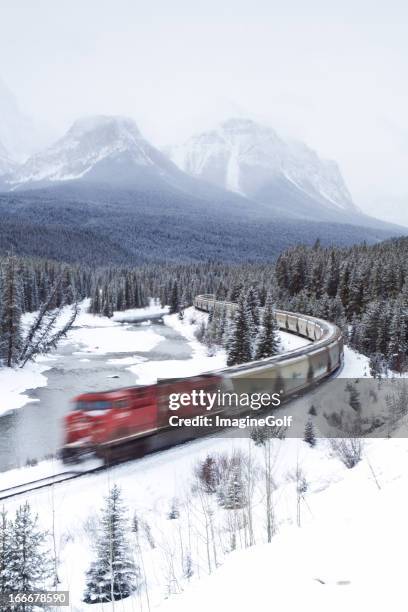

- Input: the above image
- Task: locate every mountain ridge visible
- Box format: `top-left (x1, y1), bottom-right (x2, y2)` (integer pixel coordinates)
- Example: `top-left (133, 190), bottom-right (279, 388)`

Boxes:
top-left (0, 113), bottom-right (406, 268)
top-left (168, 117), bottom-right (359, 221)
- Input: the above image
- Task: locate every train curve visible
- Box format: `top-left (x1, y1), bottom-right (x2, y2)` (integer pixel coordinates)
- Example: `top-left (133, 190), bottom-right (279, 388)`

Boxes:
top-left (194, 294), bottom-right (344, 389)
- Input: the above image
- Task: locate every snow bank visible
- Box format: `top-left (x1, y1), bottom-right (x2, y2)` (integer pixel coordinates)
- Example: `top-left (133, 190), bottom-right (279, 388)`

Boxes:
top-left (129, 308), bottom-right (227, 383)
top-left (158, 438), bottom-right (408, 612)
top-left (340, 346), bottom-right (371, 378)
top-left (112, 302), bottom-right (169, 321)
top-left (0, 360), bottom-right (51, 416)
top-left (67, 300), bottom-right (165, 355)
top-left (71, 326), bottom-right (162, 355)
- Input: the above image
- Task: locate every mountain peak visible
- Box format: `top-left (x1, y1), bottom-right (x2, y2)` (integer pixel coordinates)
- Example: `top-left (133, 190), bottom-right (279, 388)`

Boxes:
top-left (6, 115), bottom-right (158, 188)
top-left (67, 115), bottom-right (141, 139)
top-left (220, 117), bottom-right (258, 132)
top-left (169, 118), bottom-right (357, 216)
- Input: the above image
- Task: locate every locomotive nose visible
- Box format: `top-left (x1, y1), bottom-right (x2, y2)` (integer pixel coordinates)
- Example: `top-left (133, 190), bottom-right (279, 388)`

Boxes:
top-left (65, 411), bottom-right (92, 441)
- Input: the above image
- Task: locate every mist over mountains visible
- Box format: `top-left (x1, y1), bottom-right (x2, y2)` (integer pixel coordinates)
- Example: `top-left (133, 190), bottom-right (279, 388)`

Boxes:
top-left (0, 83), bottom-right (405, 265)
top-left (0, 78), bottom-right (52, 162)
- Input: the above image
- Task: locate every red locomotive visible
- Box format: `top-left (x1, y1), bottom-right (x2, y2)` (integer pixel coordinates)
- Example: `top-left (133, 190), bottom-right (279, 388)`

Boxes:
top-left (61, 374), bottom-right (224, 463)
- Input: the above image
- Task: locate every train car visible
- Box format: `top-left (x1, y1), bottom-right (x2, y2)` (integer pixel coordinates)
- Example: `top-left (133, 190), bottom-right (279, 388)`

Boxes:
top-left (61, 374), bottom-right (224, 463)
top-left (61, 385), bottom-right (158, 462)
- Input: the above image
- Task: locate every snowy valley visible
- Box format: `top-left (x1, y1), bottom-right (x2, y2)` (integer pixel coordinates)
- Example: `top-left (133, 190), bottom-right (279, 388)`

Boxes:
top-left (2, 299), bottom-right (398, 612)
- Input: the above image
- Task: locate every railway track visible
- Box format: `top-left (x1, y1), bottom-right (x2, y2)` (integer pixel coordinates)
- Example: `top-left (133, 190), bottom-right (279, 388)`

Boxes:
top-left (0, 468), bottom-right (105, 502)
top-left (1, 295), bottom-right (343, 500)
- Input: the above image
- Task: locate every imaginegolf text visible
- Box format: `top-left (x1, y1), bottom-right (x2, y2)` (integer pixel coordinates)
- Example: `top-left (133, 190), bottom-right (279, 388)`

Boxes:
top-left (168, 414), bottom-right (293, 429)
top-left (168, 390), bottom-right (282, 411)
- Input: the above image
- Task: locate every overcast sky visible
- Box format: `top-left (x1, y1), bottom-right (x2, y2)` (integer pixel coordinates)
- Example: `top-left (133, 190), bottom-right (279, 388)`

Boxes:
top-left (1, 0), bottom-right (408, 224)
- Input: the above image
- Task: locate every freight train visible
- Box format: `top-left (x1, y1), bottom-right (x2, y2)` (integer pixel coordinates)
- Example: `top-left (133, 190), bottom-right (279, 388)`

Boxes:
top-left (61, 294), bottom-right (343, 463)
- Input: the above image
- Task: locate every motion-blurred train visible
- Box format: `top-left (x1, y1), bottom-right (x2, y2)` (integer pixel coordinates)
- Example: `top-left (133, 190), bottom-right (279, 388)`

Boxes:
top-left (61, 294), bottom-right (343, 463)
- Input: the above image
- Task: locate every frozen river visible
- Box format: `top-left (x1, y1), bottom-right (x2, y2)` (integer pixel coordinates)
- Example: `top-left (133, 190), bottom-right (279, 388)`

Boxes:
top-left (0, 316), bottom-right (193, 471)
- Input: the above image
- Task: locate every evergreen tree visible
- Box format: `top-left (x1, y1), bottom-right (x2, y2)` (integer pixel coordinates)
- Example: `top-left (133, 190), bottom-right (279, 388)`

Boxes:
top-left (245, 286), bottom-right (261, 335)
top-left (101, 288), bottom-right (113, 318)
top-left (217, 462), bottom-right (246, 510)
top-left (304, 419), bottom-right (316, 447)
top-left (0, 508), bottom-right (12, 597)
top-left (226, 292), bottom-right (253, 366)
top-left (7, 502), bottom-right (52, 607)
top-left (346, 383), bottom-right (361, 413)
top-left (325, 250), bottom-right (339, 297)
top-left (369, 353), bottom-right (387, 379)
top-left (0, 254), bottom-right (23, 367)
top-left (83, 485), bottom-right (139, 604)
top-left (169, 281), bottom-right (179, 314)
top-left (254, 293), bottom-right (280, 359)
top-left (388, 300), bottom-right (408, 373)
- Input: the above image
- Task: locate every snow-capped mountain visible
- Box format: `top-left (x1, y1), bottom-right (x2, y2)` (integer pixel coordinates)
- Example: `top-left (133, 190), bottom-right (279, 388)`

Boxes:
top-left (8, 115), bottom-right (189, 190)
top-left (169, 118), bottom-right (358, 218)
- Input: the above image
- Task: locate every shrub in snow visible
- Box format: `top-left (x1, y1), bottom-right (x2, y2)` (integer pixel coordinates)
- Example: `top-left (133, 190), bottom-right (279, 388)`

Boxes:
top-left (329, 438), bottom-right (364, 469)
top-left (183, 552), bottom-right (194, 580)
top-left (194, 320), bottom-right (206, 343)
top-left (195, 455), bottom-right (220, 494)
top-left (168, 498), bottom-right (180, 520)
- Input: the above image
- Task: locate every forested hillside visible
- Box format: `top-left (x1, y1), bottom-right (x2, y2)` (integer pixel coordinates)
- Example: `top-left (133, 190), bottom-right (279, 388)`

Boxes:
top-left (0, 186), bottom-right (402, 265)
top-left (1, 236), bottom-right (408, 373)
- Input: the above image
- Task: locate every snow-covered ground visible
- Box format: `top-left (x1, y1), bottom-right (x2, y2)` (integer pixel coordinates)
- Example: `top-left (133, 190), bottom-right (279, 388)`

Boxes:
top-left (159, 439), bottom-right (408, 612)
top-left (2, 422), bottom-right (406, 611)
top-left (2, 302), bottom-right (401, 611)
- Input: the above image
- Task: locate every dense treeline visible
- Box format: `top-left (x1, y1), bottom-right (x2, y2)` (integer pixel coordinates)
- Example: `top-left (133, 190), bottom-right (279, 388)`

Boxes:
top-left (88, 262), bottom-right (278, 317)
top-left (275, 238), bottom-right (408, 373)
top-left (0, 254), bottom-right (91, 314)
top-left (2, 236), bottom-right (408, 372)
